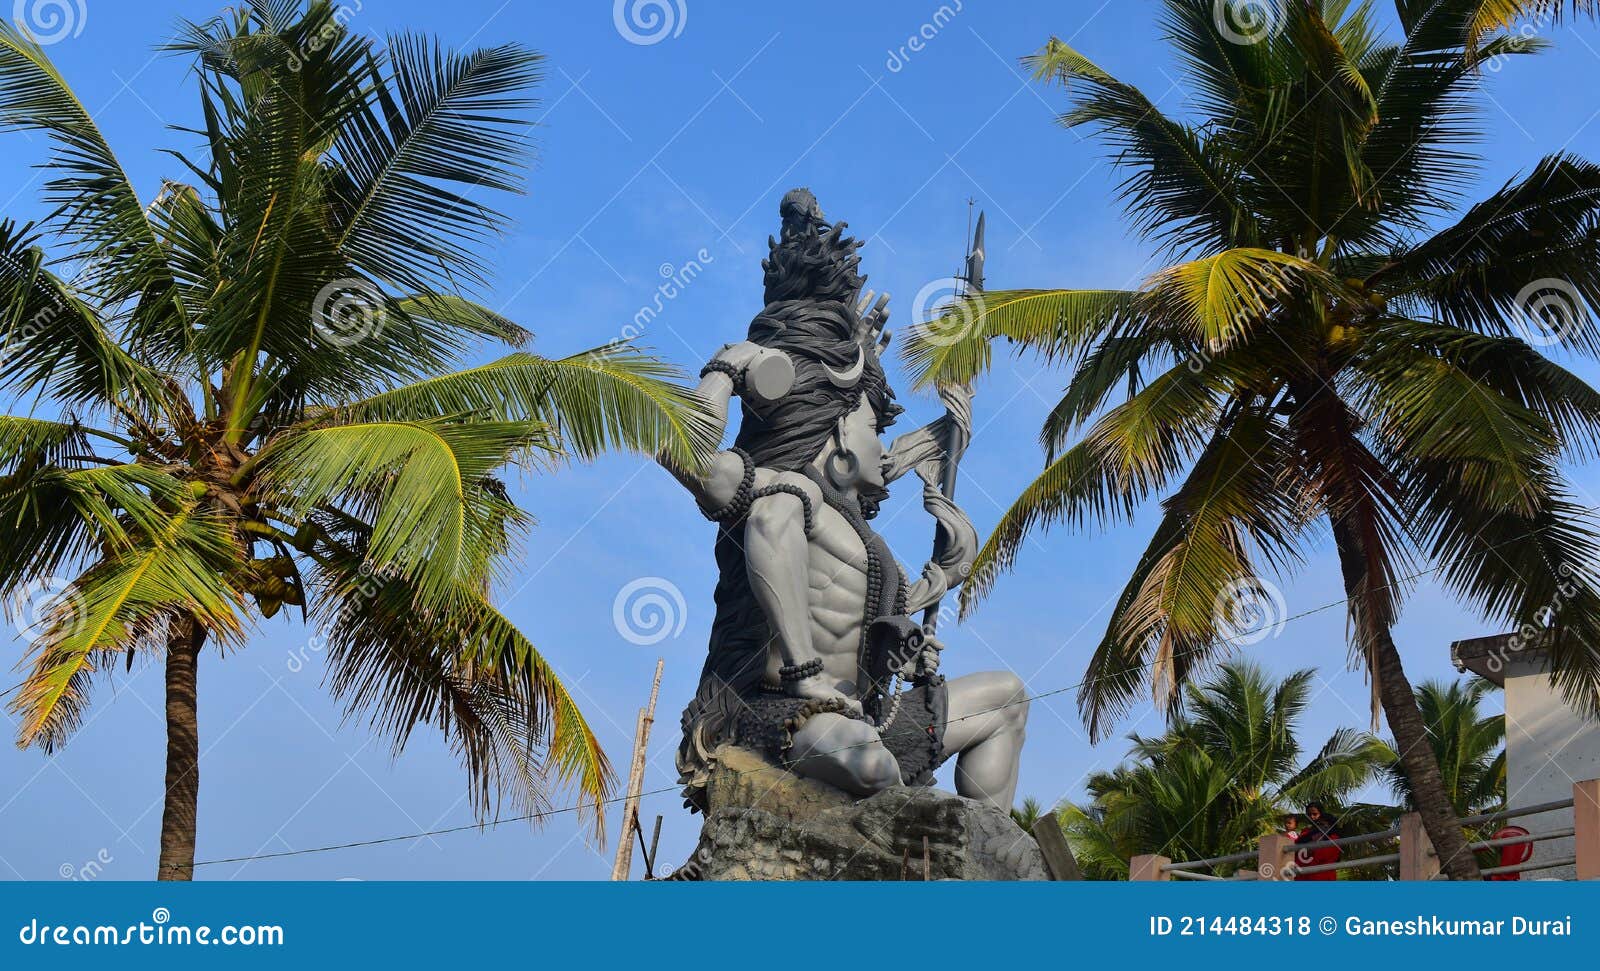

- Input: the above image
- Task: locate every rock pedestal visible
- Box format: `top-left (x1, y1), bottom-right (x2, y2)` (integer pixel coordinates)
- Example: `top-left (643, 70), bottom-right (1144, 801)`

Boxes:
top-left (667, 746), bottom-right (1047, 881)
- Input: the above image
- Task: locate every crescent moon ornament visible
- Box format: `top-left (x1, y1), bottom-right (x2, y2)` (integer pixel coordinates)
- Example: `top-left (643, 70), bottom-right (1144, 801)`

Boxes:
top-left (823, 344), bottom-right (865, 389)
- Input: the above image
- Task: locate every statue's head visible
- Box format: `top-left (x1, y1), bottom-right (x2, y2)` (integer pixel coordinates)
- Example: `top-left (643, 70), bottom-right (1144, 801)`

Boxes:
top-left (734, 189), bottom-right (901, 516)
top-left (761, 188), bottom-right (865, 304)
top-left (821, 397), bottom-right (887, 493)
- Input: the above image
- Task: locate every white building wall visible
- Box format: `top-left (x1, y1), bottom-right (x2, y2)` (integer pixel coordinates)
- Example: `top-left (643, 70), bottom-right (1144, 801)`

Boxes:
top-left (1503, 655), bottom-right (1600, 879)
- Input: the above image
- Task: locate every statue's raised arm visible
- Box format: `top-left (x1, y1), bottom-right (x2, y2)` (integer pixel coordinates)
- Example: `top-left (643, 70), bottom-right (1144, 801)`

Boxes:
top-left (664, 189), bottom-right (1027, 817)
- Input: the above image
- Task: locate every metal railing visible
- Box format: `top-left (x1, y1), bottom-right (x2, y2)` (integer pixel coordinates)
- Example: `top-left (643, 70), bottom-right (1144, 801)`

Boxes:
top-left (1129, 778), bottom-right (1598, 882)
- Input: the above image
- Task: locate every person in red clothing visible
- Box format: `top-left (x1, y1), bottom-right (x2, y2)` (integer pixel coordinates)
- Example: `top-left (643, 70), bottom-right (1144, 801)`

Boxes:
top-left (1488, 826), bottom-right (1533, 881)
top-left (1292, 802), bottom-right (1342, 881)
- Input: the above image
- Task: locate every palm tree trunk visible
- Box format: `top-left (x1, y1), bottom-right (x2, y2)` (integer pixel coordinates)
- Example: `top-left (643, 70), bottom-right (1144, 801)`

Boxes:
top-left (158, 614), bottom-right (206, 881)
top-left (1330, 522), bottom-right (1480, 880)
top-left (1369, 626), bottom-right (1481, 879)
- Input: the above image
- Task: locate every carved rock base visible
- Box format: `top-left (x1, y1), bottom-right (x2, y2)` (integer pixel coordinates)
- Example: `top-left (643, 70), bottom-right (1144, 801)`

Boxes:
top-left (667, 746), bottom-right (1047, 881)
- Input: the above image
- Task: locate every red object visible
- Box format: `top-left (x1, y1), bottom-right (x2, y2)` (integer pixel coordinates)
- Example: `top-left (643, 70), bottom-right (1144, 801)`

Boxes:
top-left (1488, 826), bottom-right (1532, 881)
top-left (1293, 829), bottom-right (1341, 881)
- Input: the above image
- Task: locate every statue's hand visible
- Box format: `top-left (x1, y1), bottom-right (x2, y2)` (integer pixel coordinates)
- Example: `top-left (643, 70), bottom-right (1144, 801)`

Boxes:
top-left (856, 289), bottom-right (890, 333)
top-left (902, 634), bottom-right (944, 679)
top-left (787, 675), bottom-right (864, 717)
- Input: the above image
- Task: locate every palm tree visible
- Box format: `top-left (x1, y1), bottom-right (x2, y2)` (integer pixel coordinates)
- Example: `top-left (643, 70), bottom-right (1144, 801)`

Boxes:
top-left (1011, 796), bottom-right (1048, 831)
top-left (0, 2), bottom-right (715, 879)
top-left (1382, 679), bottom-right (1505, 816)
top-left (1463, 1), bottom-right (1598, 49)
top-left (907, 0), bottom-right (1600, 880)
top-left (1058, 661), bottom-right (1386, 878)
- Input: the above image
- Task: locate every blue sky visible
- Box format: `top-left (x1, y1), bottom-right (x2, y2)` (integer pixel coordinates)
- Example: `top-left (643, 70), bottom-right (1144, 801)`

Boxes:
top-left (4, 0), bottom-right (1600, 881)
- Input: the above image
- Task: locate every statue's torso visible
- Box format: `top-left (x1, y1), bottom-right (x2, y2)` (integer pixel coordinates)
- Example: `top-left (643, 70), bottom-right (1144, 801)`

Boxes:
top-left (752, 468), bottom-right (890, 697)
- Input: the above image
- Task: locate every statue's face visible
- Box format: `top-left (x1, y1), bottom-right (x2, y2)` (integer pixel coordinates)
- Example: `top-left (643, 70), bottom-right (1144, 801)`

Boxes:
top-left (839, 398), bottom-right (886, 491)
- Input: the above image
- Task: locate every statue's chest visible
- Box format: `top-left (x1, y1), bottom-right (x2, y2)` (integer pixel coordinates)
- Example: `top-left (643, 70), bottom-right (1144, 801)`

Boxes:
top-left (806, 504), bottom-right (871, 571)
top-left (805, 503), bottom-right (902, 595)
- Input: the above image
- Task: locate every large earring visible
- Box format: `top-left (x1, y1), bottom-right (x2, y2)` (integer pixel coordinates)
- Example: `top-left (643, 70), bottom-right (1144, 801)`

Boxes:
top-left (826, 447), bottom-right (859, 490)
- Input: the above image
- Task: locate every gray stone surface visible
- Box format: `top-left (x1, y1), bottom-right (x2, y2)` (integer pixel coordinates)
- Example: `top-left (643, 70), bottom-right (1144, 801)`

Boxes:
top-left (665, 746), bottom-right (1048, 881)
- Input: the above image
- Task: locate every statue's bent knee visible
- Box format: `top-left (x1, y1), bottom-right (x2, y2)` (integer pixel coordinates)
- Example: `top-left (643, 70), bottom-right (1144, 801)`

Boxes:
top-left (807, 746), bottom-right (899, 796)
top-left (1000, 672), bottom-right (1029, 728)
top-left (847, 746), bottom-right (903, 793)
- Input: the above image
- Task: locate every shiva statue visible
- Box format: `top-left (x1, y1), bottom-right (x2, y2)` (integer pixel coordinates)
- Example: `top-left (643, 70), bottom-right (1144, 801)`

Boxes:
top-left (662, 189), bottom-right (1028, 815)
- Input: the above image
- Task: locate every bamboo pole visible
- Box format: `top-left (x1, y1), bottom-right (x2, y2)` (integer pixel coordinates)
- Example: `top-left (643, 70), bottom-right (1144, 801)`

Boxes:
top-left (610, 658), bottom-right (665, 881)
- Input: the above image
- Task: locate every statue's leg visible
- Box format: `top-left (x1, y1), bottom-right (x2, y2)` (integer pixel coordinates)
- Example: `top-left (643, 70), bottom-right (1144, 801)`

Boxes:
top-left (940, 671), bottom-right (1028, 811)
top-left (787, 712), bottom-right (903, 796)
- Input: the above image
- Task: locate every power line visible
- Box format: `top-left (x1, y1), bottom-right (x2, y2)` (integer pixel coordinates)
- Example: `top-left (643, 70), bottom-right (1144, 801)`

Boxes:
top-left (172, 504), bottom-right (1597, 870)
top-left (172, 787), bottom-right (676, 870)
